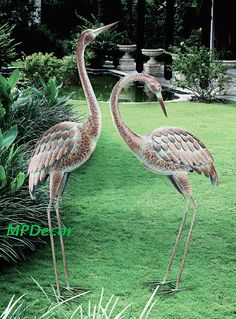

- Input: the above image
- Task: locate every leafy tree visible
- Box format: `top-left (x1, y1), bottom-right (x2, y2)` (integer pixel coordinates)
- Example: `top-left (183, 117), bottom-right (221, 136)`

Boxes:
top-left (170, 43), bottom-right (229, 102)
top-left (0, 23), bottom-right (18, 68)
top-left (0, 0), bottom-right (36, 55)
top-left (0, 0), bottom-right (36, 27)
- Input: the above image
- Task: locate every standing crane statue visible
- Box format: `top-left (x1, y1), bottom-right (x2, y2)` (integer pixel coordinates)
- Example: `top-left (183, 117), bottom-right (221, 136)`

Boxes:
top-left (110, 73), bottom-right (218, 293)
top-left (28, 22), bottom-right (118, 298)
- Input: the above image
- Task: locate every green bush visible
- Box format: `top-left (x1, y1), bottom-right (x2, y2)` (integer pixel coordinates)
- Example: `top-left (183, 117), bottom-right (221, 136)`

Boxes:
top-left (61, 55), bottom-right (79, 87)
top-left (23, 52), bottom-right (87, 87)
top-left (170, 43), bottom-right (229, 102)
top-left (0, 23), bottom-right (18, 69)
top-left (23, 52), bottom-right (63, 87)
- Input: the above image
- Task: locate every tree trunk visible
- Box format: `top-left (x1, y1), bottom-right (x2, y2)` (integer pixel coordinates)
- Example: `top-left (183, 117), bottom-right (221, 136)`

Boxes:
top-left (127, 0), bottom-right (134, 25)
top-left (164, 0), bottom-right (175, 79)
top-left (136, 0), bottom-right (145, 72)
top-left (98, 0), bottom-right (121, 24)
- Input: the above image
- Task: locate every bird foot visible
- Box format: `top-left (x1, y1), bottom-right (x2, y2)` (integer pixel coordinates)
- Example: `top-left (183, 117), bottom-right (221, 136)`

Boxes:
top-left (162, 285), bottom-right (195, 295)
top-left (162, 287), bottom-right (182, 295)
top-left (60, 286), bottom-right (91, 297)
top-left (144, 279), bottom-right (176, 290)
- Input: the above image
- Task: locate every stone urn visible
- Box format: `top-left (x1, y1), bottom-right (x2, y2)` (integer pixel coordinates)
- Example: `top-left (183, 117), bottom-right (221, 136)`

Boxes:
top-left (142, 48), bottom-right (164, 77)
top-left (118, 44), bottom-right (136, 71)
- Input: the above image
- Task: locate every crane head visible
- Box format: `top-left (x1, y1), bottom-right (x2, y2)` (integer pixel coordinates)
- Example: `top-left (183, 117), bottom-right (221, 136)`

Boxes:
top-left (81, 21), bottom-right (119, 46)
top-left (147, 81), bottom-right (168, 118)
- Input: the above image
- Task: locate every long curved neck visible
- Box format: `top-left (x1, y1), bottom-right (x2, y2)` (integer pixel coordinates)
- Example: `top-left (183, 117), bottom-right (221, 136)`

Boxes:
top-left (111, 73), bottom-right (156, 154)
top-left (76, 39), bottom-right (101, 138)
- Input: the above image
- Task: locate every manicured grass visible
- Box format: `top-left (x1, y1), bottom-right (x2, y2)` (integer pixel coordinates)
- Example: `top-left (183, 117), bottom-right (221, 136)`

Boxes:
top-left (1, 101), bottom-right (236, 318)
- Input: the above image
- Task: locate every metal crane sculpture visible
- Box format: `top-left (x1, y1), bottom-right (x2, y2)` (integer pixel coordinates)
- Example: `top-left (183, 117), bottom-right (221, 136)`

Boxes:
top-left (110, 73), bottom-right (218, 293)
top-left (28, 22), bottom-right (118, 297)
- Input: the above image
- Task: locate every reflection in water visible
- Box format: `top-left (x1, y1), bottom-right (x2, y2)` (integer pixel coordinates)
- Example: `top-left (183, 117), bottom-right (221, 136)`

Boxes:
top-left (61, 73), bottom-right (178, 102)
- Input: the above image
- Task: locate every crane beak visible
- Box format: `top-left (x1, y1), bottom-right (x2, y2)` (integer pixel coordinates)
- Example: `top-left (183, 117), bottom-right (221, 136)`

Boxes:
top-left (156, 92), bottom-right (168, 117)
top-left (93, 21), bottom-right (119, 37)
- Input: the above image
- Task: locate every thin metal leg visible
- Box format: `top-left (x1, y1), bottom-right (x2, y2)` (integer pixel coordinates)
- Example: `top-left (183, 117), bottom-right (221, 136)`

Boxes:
top-left (175, 198), bottom-right (198, 290)
top-left (163, 199), bottom-right (190, 283)
top-left (55, 195), bottom-right (70, 289)
top-left (47, 199), bottom-right (60, 296)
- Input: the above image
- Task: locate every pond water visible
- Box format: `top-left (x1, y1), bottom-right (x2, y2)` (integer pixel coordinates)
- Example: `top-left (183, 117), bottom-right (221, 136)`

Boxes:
top-left (61, 73), bottom-right (180, 103)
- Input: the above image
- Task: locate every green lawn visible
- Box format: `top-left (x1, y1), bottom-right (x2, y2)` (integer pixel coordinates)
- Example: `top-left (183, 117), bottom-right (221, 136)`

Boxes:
top-left (1, 101), bottom-right (236, 318)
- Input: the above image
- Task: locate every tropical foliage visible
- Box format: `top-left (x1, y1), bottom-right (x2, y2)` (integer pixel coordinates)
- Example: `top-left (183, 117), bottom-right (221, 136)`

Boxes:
top-left (0, 71), bottom-right (80, 264)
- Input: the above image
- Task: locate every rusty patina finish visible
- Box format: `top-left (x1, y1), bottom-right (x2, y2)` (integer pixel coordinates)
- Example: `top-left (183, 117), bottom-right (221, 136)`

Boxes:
top-left (28, 23), bottom-right (118, 297)
top-left (110, 73), bottom-right (218, 292)
top-left (110, 73), bottom-right (218, 193)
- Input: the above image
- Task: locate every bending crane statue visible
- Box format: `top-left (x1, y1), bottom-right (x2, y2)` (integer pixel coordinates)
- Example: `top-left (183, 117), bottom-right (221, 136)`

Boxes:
top-left (110, 73), bottom-right (218, 293)
top-left (28, 22), bottom-right (118, 297)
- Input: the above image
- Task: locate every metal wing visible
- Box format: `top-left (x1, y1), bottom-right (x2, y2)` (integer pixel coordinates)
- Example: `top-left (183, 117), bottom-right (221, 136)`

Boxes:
top-left (151, 127), bottom-right (218, 185)
top-left (28, 121), bottom-right (78, 196)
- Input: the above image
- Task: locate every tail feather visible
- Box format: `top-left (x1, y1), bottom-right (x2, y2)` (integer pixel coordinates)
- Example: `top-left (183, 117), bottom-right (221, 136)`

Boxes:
top-left (209, 165), bottom-right (219, 187)
top-left (29, 171), bottom-right (49, 200)
top-left (30, 188), bottom-right (36, 200)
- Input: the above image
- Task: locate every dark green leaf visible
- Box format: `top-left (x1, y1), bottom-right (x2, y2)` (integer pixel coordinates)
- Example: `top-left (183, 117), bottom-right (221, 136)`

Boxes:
top-left (8, 69), bottom-right (21, 88)
top-left (0, 104), bottom-right (6, 119)
top-left (0, 73), bottom-right (11, 100)
top-left (2, 125), bottom-right (18, 150)
top-left (0, 165), bottom-right (7, 187)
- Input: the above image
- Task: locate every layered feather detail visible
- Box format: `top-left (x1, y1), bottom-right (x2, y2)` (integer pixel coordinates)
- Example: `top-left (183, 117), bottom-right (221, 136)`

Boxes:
top-left (28, 122), bottom-right (78, 198)
top-left (151, 126), bottom-right (219, 186)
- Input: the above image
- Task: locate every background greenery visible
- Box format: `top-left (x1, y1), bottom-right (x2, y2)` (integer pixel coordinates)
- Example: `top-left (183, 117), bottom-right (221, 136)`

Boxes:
top-left (0, 1), bottom-right (205, 65)
top-left (170, 40), bottom-right (229, 102)
top-left (0, 100), bottom-right (235, 318)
